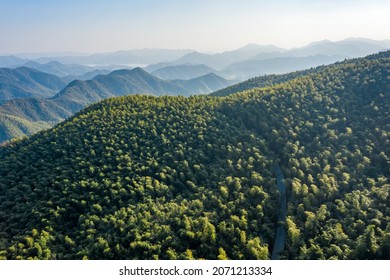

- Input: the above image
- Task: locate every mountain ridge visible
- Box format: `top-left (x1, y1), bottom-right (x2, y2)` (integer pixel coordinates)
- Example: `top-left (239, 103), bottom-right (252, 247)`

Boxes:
top-left (0, 67), bottom-right (67, 103)
top-left (151, 64), bottom-right (219, 80)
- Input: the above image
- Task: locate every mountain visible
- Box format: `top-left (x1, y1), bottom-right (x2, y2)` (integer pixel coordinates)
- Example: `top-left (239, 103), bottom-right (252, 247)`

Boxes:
top-left (164, 39), bottom-right (390, 79)
top-left (0, 68), bottom-right (192, 142)
top-left (286, 38), bottom-right (390, 58)
top-left (222, 55), bottom-right (344, 79)
top-left (222, 39), bottom-right (390, 80)
top-left (54, 67), bottom-right (190, 105)
top-left (171, 73), bottom-right (234, 94)
top-left (143, 62), bottom-right (174, 73)
top-left (0, 69), bottom-right (231, 141)
top-left (0, 51), bottom-right (388, 260)
top-left (211, 67), bottom-right (323, 97)
top-left (172, 44), bottom-right (284, 70)
top-left (151, 64), bottom-right (218, 80)
top-left (0, 56), bottom-right (27, 68)
top-left (33, 49), bottom-right (193, 66)
top-left (0, 67), bottom-right (67, 103)
top-left (62, 69), bottom-right (112, 83)
top-left (21, 61), bottom-right (96, 77)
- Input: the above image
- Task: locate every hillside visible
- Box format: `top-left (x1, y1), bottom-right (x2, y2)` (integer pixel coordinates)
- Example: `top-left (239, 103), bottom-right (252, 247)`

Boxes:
top-left (0, 51), bottom-right (388, 260)
top-left (171, 73), bottom-right (233, 95)
top-left (0, 95), bottom-right (278, 260)
top-left (0, 68), bottom-right (192, 142)
top-left (151, 64), bottom-right (218, 80)
top-left (0, 98), bottom-right (77, 123)
top-left (218, 51), bottom-right (390, 259)
top-left (0, 56), bottom-right (28, 68)
top-left (211, 65), bottom-right (327, 97)
top-left (0, 67), bottom-right (67, 103)
top-left (54, 68), bottom-right (190, 105)
top-left (63, 69), bottom-right (111, 83)
top-left (0, 67), bottom-right (237, 144)
top-left (0, 113), bottom-right (53, 143)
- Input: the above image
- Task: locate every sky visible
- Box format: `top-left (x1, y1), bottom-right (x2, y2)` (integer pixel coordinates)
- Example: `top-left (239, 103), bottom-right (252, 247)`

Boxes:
top-left (0, 0), bottom-right (389, 54)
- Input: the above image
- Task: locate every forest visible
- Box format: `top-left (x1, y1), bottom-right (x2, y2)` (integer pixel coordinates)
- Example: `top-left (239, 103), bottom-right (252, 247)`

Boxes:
top-left (0, 51), bottom-right (388, 259)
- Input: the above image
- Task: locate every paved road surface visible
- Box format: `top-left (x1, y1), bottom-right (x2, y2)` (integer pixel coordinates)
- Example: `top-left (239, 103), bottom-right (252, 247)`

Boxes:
top-left (271, 164), bottom-right (287, 260)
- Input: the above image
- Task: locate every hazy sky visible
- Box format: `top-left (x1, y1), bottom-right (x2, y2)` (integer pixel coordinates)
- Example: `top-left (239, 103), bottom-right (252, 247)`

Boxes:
top-left (0, 0), bottom-right (389, 54)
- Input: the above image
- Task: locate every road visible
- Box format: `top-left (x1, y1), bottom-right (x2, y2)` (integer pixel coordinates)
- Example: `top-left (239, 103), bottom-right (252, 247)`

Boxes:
top-left (271, 164), bottom-right (287, 260)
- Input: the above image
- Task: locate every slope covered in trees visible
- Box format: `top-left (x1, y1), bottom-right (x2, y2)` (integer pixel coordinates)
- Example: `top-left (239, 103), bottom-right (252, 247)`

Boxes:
top-left (0, 67), bottom-right (236, 143)
top-left (218, 51), bottom-right (390, 259)
top-left (211, 64), bottom-right (329, 97)
top-left (0, 51), bottom-right (388, 260)
top-left (0, 67), bottom-right (66, 103)
top-left (0, 95), bottom-right (277, 260)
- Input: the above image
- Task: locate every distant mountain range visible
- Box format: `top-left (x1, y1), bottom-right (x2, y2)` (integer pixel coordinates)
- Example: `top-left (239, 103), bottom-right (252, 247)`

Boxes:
top-left (171, 73), bottom-right (233, 94)
top-left (0, 67), bottom-right (232, 142)
top-left (1, 38), bottom-right (389, 81)
top-left (146, 38), bottom-right (390, 79)
top-left (27, 49), bottom-right (193, 66)
top-left (0, 56), bottom-right (28, 68)
top-left (222, 54), bottom-right (344, 79)
top-left (54, 68), bottom-right (190, 105)
top-left (21, 61), bottom-right (95, 77)
top-left (170, 44), bottom-right (285, 70)
top-left (62, 69), bottom-right (112, 83)
top-left (217, 39), bottom-right (390, 79)
top-left (151, 64), bottom-right (218, 80)
top-left (1, 37), bottom-right (389, 142)
top-left (0, 67), bottom-right (67, 103)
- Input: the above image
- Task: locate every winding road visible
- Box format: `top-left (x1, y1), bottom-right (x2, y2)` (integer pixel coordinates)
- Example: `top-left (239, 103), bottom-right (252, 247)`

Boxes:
top-left (271, 164), bottom-right (287, 260)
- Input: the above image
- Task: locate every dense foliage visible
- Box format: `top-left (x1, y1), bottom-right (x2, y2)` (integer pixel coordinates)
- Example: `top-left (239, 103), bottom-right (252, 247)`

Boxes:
top-left (219, 51), bottom-right (390, 259)
top-left (0, 95), bottom-right (277, 260)
top-left (0, 51), bottom-right (388, 259)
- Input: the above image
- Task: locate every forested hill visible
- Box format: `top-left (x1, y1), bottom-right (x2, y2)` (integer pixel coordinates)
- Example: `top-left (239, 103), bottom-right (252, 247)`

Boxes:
top-left (0, 95), bottom-right (278, 260)
top-left (0, 68), bottom-right (193, 143)
top-left (0, 51), bottom-right (388, 260)
top-left (0, 67), bottom-right (236, 144)
top-left (210, 67), bottom-right (319, 97)
top-left (210, 52), bottom-right (388, 97)
top-left (218, 51), bottom-right (390, 259)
